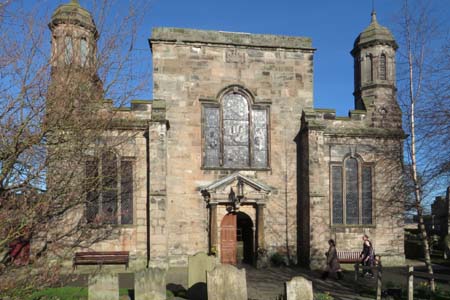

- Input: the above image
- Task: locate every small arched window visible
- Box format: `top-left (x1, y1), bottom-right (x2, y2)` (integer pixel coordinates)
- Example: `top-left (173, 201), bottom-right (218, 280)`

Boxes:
top-left (379, 54), bottom-right (387, 80)
top-left (202, 87), bottom-right (269, 169)
top-left (368, 54), bottom-right (374, 82)
top-left (331, 155), bottom-right (373, 225)
top-left (64, 36), bottom-right (73, 65)
top-left (80, 38), bottom-right (89, 66)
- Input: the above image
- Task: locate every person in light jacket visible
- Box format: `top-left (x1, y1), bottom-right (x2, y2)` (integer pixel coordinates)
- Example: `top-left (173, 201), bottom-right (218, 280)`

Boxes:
top-left (321, 239), bottom-right (343, 280)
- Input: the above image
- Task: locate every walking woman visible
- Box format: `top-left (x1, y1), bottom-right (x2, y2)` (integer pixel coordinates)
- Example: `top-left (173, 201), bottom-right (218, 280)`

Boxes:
top-left (360, 234), bottom-right (374, 278)
top-left (322, 239), bottom-right (343, 280)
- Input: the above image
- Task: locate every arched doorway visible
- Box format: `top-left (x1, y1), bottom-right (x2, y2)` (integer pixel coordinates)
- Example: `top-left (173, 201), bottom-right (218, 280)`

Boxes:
top-left (237, 212), bottom-right (254, 264)
top-left (220, 212), bottom-right (254, 265)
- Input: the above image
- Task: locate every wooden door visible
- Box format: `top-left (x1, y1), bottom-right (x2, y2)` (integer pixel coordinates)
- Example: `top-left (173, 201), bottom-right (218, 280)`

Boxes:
top-left (220, 213), bottom-right (237, 265)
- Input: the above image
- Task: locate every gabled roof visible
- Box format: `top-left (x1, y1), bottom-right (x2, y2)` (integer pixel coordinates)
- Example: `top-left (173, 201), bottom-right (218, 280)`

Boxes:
top-left (200, 172), bottom-right (272, 193)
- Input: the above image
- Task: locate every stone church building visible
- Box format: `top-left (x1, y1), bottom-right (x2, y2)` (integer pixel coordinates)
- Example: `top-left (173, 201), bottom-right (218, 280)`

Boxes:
top-left (48, 0), bottom-right (405, 272)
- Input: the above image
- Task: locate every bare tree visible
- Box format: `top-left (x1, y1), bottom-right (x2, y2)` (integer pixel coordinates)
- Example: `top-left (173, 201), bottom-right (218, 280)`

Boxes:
top-left (396, 0), bottom-right (450, 292)
top-left (0, 0), bottom-right (150, 296)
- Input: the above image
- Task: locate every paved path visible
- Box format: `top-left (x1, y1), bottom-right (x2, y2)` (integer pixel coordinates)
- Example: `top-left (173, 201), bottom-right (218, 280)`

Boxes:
top-left (243, 265), bottom-right (374, 300)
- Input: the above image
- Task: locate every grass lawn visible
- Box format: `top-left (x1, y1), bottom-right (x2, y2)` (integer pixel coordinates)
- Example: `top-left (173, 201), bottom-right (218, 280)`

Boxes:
top-left (27, 287), bottom-right (131, 300)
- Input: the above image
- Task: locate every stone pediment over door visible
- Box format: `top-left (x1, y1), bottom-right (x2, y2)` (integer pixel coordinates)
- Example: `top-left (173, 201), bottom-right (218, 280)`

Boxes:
top-left (199, 172), bottom-right (273, 204)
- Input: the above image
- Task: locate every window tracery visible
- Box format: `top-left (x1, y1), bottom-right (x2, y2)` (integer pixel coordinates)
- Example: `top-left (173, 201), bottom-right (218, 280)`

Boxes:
top-left (85, 152), bottom-right (134, 225)
top-left (202, 88), bottom-right (269, 169)
top-left (331, 155), bottom-right (373, 225)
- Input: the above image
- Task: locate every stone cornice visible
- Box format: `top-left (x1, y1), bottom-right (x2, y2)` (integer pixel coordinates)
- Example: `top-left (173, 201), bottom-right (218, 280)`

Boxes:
top-left (150, 27), bottom-right (315, 51)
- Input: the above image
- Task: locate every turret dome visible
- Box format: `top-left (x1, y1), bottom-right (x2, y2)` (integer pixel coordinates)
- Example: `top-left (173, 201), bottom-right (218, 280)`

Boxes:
top-left (49, 0), bottom-right (98, 37)
top-left (352, 11), bottom-right (397, 53)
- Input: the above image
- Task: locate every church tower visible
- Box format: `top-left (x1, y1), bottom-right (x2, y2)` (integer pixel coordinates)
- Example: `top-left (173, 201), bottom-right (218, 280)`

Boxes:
top-left (351, 11), bottom-right (401, 128)
top-left (48, 0), bottom-right (102, 116)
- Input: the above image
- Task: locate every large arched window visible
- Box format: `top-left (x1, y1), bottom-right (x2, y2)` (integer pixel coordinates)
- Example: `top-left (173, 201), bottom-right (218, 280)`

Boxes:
top-left (85, 151), bottom-right (134, 224)
top-left (202, 87), bottom-right (269, 169)
top-left (330, 155), bottom-right (373, 225)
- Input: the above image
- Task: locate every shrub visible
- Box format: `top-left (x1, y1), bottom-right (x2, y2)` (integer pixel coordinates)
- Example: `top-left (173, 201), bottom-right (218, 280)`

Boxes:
top-left (270, 252), bottom-right (285, 267)
top-left (314, 292), bottom-right (334, 300)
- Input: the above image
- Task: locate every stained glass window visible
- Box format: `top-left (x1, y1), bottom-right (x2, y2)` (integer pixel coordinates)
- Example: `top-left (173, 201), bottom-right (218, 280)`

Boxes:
top-left (223, 93), bottom-right (250, 168)
top-left (202, 89), bottom-right (269, 169)
top-left (252, 108), bottom-right (268, 168)
top-left (345, 158), bottom-right (359, 224)
top-left (85, 153), bottom-right (134, 225)
top-left (203, 106), bottom-right (220, 167)
top-left (85, 158), bottom-right (99, 223)
top-left (332, 166), bottom-right (343, 224)
top-left (331, 156), bottom-right (373, 225)
top-left (102, 152), bottom-right (118, 224)
top-left (362, 166), bottom-right (373, 224)
top-left (121, 160), bottom-right (133, 225)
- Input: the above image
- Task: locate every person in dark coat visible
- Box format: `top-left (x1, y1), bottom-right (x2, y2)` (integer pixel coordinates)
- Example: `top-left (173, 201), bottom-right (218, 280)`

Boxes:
top-left (321, 239), bottom-right (343, 280)
top-left (360, 234), bottom-right (374, 277)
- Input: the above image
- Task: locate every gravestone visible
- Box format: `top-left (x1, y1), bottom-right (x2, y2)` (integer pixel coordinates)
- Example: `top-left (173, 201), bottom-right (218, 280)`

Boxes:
top-left (285, 276), bottom-right (313, 300)
top-left (207, 264), bottom-right (247, 300)
top-left (188, 252), bottom-right (216, 287)
top-left (88, 273), bottom-right (119, 300)
top-left (135, 267), bottom-right (167, 300)
top-left (188, 252), bottom-right (216, 300)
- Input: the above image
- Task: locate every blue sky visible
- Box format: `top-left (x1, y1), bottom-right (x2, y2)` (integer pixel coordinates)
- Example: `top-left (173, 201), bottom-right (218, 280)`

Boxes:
top-left (38, 0), bottom-right (448, 116)
top-left (145, 0), bottom-right (403, 116)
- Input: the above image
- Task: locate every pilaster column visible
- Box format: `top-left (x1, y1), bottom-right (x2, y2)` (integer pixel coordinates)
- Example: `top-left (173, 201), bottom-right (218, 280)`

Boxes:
top-left (210, 203), bottom-right (218, 254)
top-left (256, 203), bottom-right (265, 250)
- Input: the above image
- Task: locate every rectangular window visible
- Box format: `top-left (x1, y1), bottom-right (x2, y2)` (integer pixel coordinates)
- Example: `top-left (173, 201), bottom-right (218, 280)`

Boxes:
top-left (331, 157), bottom-right (373, 226)
top-left (252, 108), bottom-right (268, 168)
top-left (102, 152), bottom-right (118, 224)
top-left (362, 166), bottom-right (373, 224)
top-left (331, 166), bottom-right (343, 224)
top-left (85, 159), bottom-right (99, 223)
top-left (64, 36), bottom-right (73, 65)
top-left (120, 160), bottom-right (133, 225)
top-left (203, 106), bottom-right (221, 167)
top-left (345, 158), bottom-right (359, 224)
top-left (80, 38), bottom-right (88, 66)
top-left (85, 154), bottom-right (134, 225)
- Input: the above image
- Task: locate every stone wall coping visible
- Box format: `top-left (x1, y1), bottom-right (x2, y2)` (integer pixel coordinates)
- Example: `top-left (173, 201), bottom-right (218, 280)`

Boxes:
top-left (150, 27), bottom-right (314, 50)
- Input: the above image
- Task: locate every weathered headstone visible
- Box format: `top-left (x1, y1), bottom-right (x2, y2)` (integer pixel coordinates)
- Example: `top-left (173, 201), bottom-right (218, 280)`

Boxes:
top-left (285, 276), bottom-right (313, 300)
top-left (188, 252), bottom-right (216, 287)
top-left (207, 264), bottom-right (247, 300)
top-left (135, 267), bottom-right (167, 300)
top-left (88, 273), bottom-right (119, 300)
top-left (188, 252), bottom-right (216, 300)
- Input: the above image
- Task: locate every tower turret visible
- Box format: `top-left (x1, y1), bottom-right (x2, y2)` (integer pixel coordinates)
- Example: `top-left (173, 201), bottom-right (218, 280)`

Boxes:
top-left (47, 0), bottom-right (102, 114)
top-left (351, 11), bottom-right (401, 128)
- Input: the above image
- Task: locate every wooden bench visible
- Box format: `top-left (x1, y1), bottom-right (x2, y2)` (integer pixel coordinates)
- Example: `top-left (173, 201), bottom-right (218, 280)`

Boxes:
top-left (73, 251), bottom-right (129, 269)
top-left (337, 251), bottom-right (361, 263)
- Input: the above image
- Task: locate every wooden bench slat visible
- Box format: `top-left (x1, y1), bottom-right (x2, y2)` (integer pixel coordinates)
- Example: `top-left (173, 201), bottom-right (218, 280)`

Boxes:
top-left (73, 251), bottom-right (129, 269)
top-left (75, 251), bottom-right (129, 256)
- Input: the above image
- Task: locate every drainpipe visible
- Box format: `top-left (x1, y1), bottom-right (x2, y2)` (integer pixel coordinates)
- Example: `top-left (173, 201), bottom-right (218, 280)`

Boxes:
top-left (144, 128), bottom-right (150, 268)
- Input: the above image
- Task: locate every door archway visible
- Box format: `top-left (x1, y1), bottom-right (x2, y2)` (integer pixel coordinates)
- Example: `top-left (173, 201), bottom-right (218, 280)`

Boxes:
top-left (237, 211), bottom-right (254, 264)
top-left (220, 211), bottom-right (254, 265)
